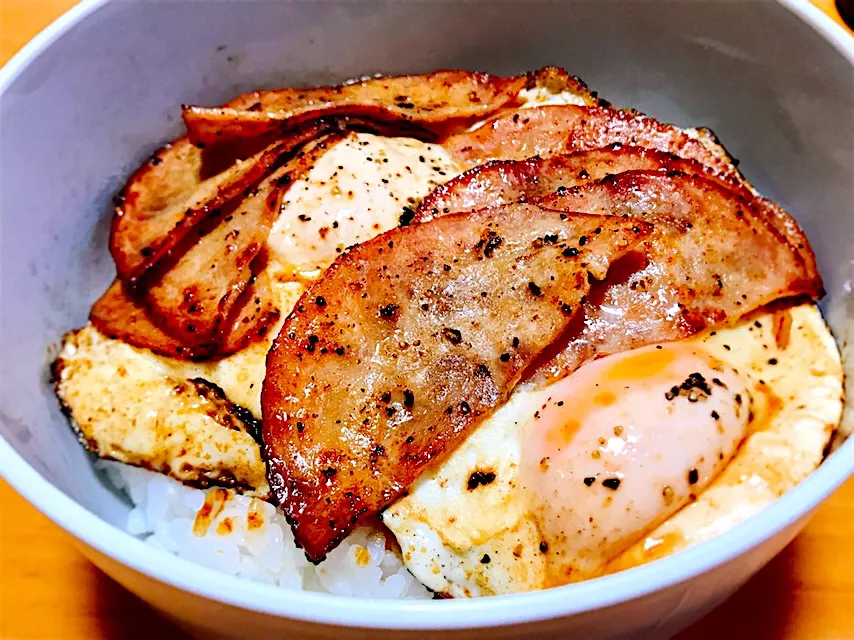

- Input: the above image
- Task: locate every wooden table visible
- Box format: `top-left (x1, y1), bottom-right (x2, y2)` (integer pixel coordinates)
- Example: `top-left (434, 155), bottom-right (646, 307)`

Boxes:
top-left (1, 2), bottom-right (852, 639)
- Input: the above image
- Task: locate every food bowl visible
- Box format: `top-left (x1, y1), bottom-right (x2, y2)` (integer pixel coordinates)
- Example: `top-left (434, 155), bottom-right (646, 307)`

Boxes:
top-left (1, 1), bottom-right (852, 638)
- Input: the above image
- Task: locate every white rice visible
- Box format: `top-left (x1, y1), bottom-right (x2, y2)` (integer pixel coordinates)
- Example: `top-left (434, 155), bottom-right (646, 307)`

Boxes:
top-left (99, 461), bottom-right (430, 598)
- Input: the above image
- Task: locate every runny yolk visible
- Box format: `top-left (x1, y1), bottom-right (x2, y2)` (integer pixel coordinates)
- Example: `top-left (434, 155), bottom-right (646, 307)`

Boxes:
top-left (519, 342), bottom-right (750, 586)
top-left (594, 390), bottom-right (617, 406)
top-left (546, 419), bottom-right (581, 448)
top-left (605, 347), bottom-right (676, 380)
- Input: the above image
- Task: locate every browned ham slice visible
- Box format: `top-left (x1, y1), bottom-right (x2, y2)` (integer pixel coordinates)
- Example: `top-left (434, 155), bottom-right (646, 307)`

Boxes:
top-left (262, 205), bottom-right (650, 561)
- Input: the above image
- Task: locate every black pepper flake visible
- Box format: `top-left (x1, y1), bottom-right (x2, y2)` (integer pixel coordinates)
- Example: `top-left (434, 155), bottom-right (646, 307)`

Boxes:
top-left (665, 372), bottom-right (712, 401)
top-left (315, 296), bottom-right (327, 307)
top-left (468, 470), bottom-right (496, 490)
top-left (443, 264), bottom-right (451, 271)
top-left (334, 346), bottom-right (345, 356)
top-left (734, 394), bottom-right (742, 405)
top-left (711, 410), bottom-right (720, 420)
top-left (403, 390), bottom-right (415, 408)
top-left (405, 435), bottom-right (415, 444)
top-left (442, 327), bottom-right (462, 344)
top-left (688, 468), bottom-right (699, 485)
top-left (459, 401), bottom-right (472, 414)
top-left (561, 303), bottom-right (572, 314)
top-left (528, 282), bottom-right (543, 296)
top-left (305, 335), bottom-right (319, 352)
top-left (768, 358), bottom-right (778, 365)
top-left (399, 206), bottom-right (416, 226)
top-left (539, 541), bottom-right (549, 553)
top-left (500, 353), bottom-right (511, 362)
top-left (483, 235), bottom-right (503, 257)
top-left (380, 391), bottom-right (392, 403)
top-left (583, 477), bottom-right (596, 486)
top-left (378, 303), bottom-right (400, 319)
top-left (322, 467), bottom-right (337, 478)
top-left (543, 234), bottom-right (559, 244)
top-left (602, 477), bottom-right (621, 490)
top-left (578, 235), bottom-right (587, 246)
top-left (276, 173), bottom-right (292, 188)
top-left (296, 421), bottom-right (305, 433)
top-left (563, 247), bottom-right (579, 257)
top-left (480, 554), bottom-right (491, 564)
top-left (298, 214), bottom-right (311, 222)
top-left (512, 337), bottom-right (520, 348)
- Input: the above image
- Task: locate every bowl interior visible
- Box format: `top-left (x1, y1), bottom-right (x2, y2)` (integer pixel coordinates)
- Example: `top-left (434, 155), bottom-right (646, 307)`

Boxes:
top-left (1, 0), bottom-right (852, 565)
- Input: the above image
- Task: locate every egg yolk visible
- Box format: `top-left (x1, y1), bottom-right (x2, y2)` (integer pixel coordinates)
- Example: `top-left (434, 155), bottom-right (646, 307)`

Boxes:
top-left (519, 343), bottom-right (750, 586)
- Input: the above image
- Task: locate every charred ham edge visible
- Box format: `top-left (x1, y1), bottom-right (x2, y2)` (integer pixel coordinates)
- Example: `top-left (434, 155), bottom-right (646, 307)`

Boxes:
top-left (261, 205), bottom-right (651, 562)
top-left (217, 268), bottom-right (281, 356)
top-left (89, 262), bottom-right (278, 361)
top-left (111, 125), bottom-right (327, 286)
top-left (182, 67), bottom-right (596, 145)
top-left (416, 145), bottom-right (697, 222)
top-left (442, 104), bottom-right (735, 170)
top-left (438, 104), bottom-right (819, 287)
top-left (90, 280), bottom-right (218, 360)
top-left (182, 67), bottom-right (600, 146)
top-left (529, 171), bottom-right (821, 383)
top-left (181, 69), bottom-right (528, 145)
top-left (414, 145), bottom-right (820, 292)
top-left (143, 133), bottom-right (344, 348)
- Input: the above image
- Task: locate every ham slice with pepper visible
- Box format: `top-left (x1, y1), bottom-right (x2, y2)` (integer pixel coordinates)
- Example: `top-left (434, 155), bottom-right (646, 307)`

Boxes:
top-left (262, 205), bottom-right (650, 561)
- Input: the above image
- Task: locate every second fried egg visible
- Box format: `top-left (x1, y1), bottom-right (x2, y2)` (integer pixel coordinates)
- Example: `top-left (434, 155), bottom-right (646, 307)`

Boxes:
top-left (382, 303), bottom-right (843, 597)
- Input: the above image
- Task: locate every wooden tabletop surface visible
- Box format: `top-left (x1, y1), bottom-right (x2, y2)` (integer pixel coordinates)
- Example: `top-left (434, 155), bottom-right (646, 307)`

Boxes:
top-left (1, 2), bottom-right (853, 639)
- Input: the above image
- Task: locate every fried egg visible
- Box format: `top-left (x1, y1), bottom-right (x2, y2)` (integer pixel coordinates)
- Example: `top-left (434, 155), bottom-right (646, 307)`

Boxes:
top-left (381, 303), bottom-right (843, 597)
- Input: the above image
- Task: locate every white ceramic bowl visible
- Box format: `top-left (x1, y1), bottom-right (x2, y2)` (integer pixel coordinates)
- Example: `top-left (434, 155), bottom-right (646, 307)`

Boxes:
top-left (1, 1), bottom-right (852, 638)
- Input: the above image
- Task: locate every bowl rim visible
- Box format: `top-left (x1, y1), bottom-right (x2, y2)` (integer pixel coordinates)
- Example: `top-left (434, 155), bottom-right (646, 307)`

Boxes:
top-left (1, 0), bottom-right (853, 631)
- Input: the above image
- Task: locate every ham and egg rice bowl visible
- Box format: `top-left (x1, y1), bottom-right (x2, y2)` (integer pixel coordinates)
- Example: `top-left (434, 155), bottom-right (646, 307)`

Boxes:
top-left (52, 67), bottom-right (843, 598)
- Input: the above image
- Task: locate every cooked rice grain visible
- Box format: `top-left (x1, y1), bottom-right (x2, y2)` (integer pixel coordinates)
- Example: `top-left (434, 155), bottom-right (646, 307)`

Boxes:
top-left (99, 461), bottom-right (430, 598)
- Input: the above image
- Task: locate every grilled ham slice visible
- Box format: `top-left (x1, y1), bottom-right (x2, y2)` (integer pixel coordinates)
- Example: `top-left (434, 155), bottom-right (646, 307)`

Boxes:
top-left (262, 205), bottom-right (650, 561)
